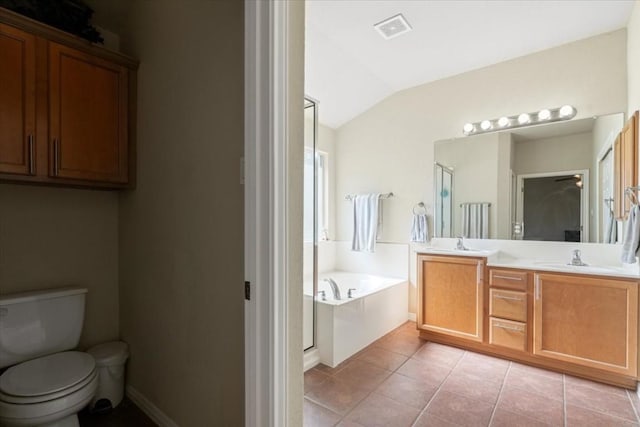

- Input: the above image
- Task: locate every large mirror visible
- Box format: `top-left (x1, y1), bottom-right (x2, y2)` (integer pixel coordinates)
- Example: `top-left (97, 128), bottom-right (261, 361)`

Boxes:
top-left (434, 113), bottom-right (624, 243)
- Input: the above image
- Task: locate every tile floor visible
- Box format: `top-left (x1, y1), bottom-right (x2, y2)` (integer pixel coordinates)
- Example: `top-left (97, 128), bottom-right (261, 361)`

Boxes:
top-left (304, 322), bottom-right (640, 427)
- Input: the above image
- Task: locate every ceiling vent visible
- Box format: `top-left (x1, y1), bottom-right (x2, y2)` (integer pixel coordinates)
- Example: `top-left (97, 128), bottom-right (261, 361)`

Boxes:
top-left (374, 13), bottom-right (412, 40)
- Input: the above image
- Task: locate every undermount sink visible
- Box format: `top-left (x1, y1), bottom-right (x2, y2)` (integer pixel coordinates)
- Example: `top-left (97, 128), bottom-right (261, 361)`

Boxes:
top-left (533, 262), bottom-right (623, 274)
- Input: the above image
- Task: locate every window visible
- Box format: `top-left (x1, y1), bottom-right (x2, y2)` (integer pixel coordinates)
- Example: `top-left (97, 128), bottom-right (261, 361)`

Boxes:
top-left (303, 148), bottom-right (329, 242)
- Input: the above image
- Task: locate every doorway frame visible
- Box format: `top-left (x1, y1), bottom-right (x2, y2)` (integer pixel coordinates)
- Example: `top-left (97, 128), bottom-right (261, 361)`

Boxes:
top-left (515, 169), bottom-right (590, 242)
top-left (245, 1), bottom-right (300, 426)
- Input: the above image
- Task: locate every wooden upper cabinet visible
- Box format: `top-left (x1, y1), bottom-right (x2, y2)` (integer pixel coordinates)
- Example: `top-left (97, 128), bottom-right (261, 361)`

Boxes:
top-left (49, 42), bottom-right (128, 183)
top-left (0, 8), bottom-right (137, 189)
top-left (0, 23), bottom-right (35, 175)
top-left (533, 273), bottom-right (638, 377)
top-left (417, 255), bottom-right (484, 342)
top-left (614, 111), bottom-right (638, 220)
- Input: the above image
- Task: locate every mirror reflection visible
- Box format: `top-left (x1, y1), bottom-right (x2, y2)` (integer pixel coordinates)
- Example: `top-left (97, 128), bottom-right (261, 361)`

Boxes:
top-left (434, 113), bottom-right (624, 243)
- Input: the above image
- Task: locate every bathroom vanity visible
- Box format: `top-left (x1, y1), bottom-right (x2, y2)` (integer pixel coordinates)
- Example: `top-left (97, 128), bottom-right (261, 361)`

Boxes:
top-left (416, 247), bottom-right (639, 388)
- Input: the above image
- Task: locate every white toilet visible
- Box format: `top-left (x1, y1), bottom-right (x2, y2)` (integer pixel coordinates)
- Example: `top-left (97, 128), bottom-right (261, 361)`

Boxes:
top-left (0, 287), bottom-right (98, 427)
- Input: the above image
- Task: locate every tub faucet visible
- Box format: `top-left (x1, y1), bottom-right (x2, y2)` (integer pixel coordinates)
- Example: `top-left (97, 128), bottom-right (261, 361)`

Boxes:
top-left (324, 278), bottom-right (341, 300)
top-left (569, 249), bottom-right (587, 266)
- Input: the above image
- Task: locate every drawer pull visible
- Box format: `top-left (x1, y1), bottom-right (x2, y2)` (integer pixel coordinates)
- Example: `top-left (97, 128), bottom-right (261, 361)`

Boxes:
top-left (494, 295), bottom-right (523, 302)
top-left (28, 134), bottom-right (35, 175)
top-left (53, 139), bottom-right (59, 177)
top-left (494, 323), bottom-right (524, 332)
top-left (493, 274), bottom-right (523, 281)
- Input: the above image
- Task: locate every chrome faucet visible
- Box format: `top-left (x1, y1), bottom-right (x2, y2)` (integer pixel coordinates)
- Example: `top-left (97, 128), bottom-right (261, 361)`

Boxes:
top-left (569, 249), bottom-right (587, 266)
top-left (456, 236), bottom-right (467, 251)
top-left (324, 278), bottom-right (341, 300)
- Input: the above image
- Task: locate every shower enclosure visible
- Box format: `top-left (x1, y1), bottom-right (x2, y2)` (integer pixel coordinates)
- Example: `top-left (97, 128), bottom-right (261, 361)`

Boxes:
top-left (434, 163), bottom-right (453, 237)
top-left (303, 97), bottom-right (318, 351)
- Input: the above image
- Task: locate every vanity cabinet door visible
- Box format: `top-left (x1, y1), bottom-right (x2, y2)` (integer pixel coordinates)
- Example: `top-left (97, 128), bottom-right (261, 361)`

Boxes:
top-left (533, 273), bottom-right (638, 377)
top-left (417, 255), bottom-right (484, 342)
top-left (0, 23), bottom-right (35, 176)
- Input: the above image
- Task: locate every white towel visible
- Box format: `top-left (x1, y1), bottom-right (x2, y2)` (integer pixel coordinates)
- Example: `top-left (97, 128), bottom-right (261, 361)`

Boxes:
top-left (621, 205), bottom-right (640, 263)
top-left (461, 203), bottom-right (490, 239)
top-left (411, 214), bottom-right (429, 243)
top-left (352, 194), bottom-right (380, 252)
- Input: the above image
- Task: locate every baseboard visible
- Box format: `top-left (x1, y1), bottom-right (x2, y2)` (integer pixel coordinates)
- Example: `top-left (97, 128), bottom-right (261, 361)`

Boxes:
top-left (407, 312), bottom-right (416, 322)
top-left (126, 385), bottom-right (179, 427)
top-left (303, 348), bottom-right (321, 371)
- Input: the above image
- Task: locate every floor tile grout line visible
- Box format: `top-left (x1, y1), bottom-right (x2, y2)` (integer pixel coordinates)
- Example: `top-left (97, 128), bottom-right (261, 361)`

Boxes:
top-left (308, 329), bottom-right (422, 426)
top-left (334, 361), bottom-right (397, 424)
top-left (410, 347), bottom-right (468, 427)
top-left (626, 388), bottom-right (640, 424)
top-left (486, 361), bottom-right (512, 427)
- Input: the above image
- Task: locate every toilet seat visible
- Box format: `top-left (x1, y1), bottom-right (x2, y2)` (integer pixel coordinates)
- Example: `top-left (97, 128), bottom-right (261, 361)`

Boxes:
top-left (0, 351), bottom-right (95, 403)
top-left (0, 352), bottom-right (98, 426)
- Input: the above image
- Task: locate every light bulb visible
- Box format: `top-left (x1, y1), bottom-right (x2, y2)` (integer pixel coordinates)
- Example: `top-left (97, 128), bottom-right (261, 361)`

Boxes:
top-left (538, 109), bottom-right (551, 120)
top-left (518, 113), bottom-right (530, 124)
top-left (463, 123), bottom-right (475, 134)
top-left (559, 105), bottom-right (575, 118)
top-left (480, 120), bottom-right (492, 131)
top-left (498, 117), bottom-right (510, 127)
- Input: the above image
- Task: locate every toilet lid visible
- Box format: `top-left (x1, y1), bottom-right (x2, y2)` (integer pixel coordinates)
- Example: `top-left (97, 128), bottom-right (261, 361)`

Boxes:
top-left (0, 351), bottom-right (95, 397)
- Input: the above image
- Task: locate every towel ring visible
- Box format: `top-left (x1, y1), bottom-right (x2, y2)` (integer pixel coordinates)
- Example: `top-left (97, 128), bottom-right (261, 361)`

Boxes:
top-left (413, 202), bottom-right (427, 215)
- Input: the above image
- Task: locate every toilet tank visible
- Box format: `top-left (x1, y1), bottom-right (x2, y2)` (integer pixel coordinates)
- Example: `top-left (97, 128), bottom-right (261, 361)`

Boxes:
top-left (0, 287), bottom-right (88, 368)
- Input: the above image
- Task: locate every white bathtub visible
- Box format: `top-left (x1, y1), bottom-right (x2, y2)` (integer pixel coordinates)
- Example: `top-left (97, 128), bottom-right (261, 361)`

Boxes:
top-left (313, 271), bottom-right (408, 367)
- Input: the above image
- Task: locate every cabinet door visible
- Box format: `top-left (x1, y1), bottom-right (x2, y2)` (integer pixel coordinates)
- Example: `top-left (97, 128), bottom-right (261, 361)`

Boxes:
top-left (0, 23), bottom-right (35, 175)
top-left (49, 42), bottom-right (128, 183)
top-left (533, 273), bottom-right (638, 376)
top-left (418, 255), bottom-right (484, 342)
top-left (614, 112), bottom-right (638, 220)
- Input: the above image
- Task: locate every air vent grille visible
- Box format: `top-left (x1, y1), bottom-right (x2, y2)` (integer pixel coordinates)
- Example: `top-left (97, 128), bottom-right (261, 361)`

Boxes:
top-left (374, 13), bottom-right (412, 40)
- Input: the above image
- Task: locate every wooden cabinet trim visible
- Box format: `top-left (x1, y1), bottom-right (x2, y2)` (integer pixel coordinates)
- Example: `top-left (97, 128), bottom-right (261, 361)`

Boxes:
top-left (0, 7), bottom-right (138, 69)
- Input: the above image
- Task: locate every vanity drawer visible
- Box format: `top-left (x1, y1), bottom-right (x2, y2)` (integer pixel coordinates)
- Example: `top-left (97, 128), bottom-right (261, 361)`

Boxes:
top-left (489, 269), bottom-right (528, 291)
top-left (490, 317), bottom-right (527, 352)
top-left (490, 289), bottom-right (527, 322)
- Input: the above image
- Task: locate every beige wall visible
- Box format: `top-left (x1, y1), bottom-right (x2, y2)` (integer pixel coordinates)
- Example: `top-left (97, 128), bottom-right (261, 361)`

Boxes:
top-left (288, 2), bottom-right (305, 426)
top-left (112, 1), bottom-right (245, 426)
top-left (513, 132), bottom-right (593, 176)
top-left (629, 1), bottom-right (640, 115)
top-left (335, 30), bottom-right (627, 314)
top-left (0, 184), bottom-right (119, 349)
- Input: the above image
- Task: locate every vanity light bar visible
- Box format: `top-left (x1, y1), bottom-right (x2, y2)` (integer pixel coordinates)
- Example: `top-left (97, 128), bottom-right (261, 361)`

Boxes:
top-left (462, 105), bottom-right (577, 136)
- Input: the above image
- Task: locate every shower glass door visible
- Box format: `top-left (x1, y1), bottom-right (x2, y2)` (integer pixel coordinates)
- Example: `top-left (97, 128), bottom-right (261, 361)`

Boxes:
top-left (303, 97), bottom-right (318, 351)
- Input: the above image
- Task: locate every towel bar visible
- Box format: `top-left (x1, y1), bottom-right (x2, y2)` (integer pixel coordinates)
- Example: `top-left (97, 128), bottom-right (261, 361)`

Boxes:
top-left (345, 192), bottom-right (393, 201)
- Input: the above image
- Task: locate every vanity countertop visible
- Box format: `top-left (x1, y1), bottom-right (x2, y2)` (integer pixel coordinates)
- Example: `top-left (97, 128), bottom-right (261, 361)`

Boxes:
top-left (415, 246), bottom-right (640, 279)
top-left (487, 257), bottom-right (640, 279)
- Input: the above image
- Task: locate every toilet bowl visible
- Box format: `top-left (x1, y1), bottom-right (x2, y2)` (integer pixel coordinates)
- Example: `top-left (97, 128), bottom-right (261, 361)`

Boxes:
top-left (0, 352), bottom-right (98, 427)
top-left (0, 288), bottom-right (97, 427)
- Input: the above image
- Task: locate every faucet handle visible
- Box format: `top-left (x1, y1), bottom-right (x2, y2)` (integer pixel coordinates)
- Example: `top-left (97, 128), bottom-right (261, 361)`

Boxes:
top-left (348, 288), bottom-right (356, 298)
top-left (318, 290), bottom-right (326, 301)
top-left (572, 249), bottom-right (581, 258)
